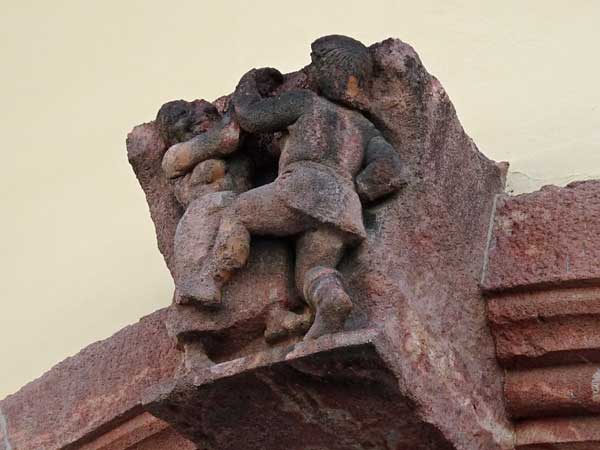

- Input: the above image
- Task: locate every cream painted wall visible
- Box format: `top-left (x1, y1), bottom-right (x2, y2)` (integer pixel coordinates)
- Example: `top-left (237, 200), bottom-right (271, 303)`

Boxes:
top-left (1, 1), bottom-right (599, 399)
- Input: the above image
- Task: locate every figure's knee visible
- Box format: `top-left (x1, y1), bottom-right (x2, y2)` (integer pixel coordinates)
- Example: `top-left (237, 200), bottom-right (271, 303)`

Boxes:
top-left (231, 184), bottom-right (310, 236)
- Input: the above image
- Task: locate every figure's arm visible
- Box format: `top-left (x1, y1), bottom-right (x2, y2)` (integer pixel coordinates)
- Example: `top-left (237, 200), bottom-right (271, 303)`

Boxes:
top-left (232, 68), bottom-right (312, 133)
top-left (162, 115), bottom-right (240, 179)
top-left (356, 134), bottom-right (405, 202)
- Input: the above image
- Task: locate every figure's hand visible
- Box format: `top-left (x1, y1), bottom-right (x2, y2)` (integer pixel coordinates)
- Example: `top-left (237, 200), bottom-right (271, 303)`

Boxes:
top-left (162, 115), bottom-right (240, 179)
top-left (162, 141), bottom-right (194, 179)
top-left (356, 163), bottom-right (405, 203)
top-left (172, 158), bottom-right (229, 207)
top-left (189, 159), bottom-right (226, 185)
top-left (162, 141), bottom-right (229, 180)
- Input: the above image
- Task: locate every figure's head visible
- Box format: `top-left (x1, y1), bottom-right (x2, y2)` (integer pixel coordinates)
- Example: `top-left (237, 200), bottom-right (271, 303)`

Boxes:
top-left (310, 35), bottom-right (373, 105)
top-left (156, 99), bottom-right (220, 146)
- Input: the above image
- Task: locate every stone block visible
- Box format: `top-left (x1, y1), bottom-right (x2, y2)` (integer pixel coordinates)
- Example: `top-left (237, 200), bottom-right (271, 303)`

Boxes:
top-left (0, 310), bottom-right (184, 450)
top-left (482, 181), bottom-right (600, 292)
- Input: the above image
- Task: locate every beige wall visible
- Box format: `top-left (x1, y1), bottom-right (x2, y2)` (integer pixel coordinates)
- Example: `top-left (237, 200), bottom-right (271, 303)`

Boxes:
top-left (1, 0), bottom-right (599, 399)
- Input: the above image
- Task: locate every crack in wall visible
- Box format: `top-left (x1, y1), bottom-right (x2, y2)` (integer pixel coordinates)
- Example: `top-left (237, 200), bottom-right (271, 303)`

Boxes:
top-left (0, 407), bottom-right (12, 450)
top-left (480, 193), bottom-right (500, 285)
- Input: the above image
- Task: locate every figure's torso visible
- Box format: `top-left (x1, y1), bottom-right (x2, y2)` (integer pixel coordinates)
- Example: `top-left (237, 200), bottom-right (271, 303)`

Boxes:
top-left (278, 95), bottom-right (376, 180)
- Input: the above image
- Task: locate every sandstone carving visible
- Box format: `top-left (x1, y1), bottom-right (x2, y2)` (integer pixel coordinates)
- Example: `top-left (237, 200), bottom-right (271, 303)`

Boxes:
top-left (129, 35), bottom-right (405, 366)
top-left (5, 25), bottom-right (600, 450)
top-left (213, 35), bottom-right (404, 340)
top-left (127, 35), bottom-right (513, 449)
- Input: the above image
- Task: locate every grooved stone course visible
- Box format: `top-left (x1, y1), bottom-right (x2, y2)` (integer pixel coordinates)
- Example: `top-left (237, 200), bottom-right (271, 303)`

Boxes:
top-left (483, 180), bottom-right (600, 449)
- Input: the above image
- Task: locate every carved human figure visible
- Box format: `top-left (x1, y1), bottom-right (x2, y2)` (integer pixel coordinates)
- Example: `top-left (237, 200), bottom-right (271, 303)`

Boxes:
top-left (155, 100), bottom-right (249, 366)
top-left (165, 35), bottom-right (405, 340)
top-left (157, 99), bottom-right (310, 367)
top-left (157, 100), bottom-right (253, 304)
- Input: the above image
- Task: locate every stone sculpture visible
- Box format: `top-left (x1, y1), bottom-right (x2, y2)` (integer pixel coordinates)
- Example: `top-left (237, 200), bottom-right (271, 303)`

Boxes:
top-left (126, 35), bottom-right (513, 450)
top-left (151, 99), bottom-right (313, 367)
top-left (157, 35), bottom-right (404, 349)
top-left (128, 36), bottom-right (512, 450)
top-left (128, 35), bottom-right (407, 364)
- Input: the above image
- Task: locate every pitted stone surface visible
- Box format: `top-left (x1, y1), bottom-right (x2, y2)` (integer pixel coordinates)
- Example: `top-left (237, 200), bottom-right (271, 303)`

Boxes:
top-left (127, 123), bottom-right (183, 276)
top-left (137, 36), bottom-right (513, 450)
top-left (506, 364), bottom-right (600, 418)
top-left (145, 329), bottom-right (457, 450)
top-left (482, 180), bottom-right (600, 449)
top-left (516, 416), bottom-right (600, 449)
top-left (0, 310), bottom-right (182, 450)
top-left (77, 413), bottom-right (195, 450)
top-left (482, 180), bottom-right (600, 292)
top-left (488, 287), bottom-right (600, 368)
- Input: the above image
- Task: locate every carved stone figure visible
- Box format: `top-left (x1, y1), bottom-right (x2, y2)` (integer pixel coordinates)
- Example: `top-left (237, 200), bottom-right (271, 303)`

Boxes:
top-left (127, 36), bottom-right (513, 449)
top-left (154, 99), bottom-right (311, 367)
top-left (157, 101), bottom-right (249, 305)
top-left (167, 35), bottom-right (404, 339)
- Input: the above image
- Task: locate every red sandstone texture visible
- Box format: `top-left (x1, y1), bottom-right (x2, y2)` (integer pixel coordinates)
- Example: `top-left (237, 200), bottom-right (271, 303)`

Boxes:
top-left (134, 37), bottom-right (513, 450)
top-left (77, 413), bottom-right (195, 450)
top-left (0, 310), bottom-right (184, 450)
top-left (1, 35), bottom-right (526, 450)
top-left (506, 364), bottom-right (600, 418)
top-left (483, 181), bottom-right (600, 371)
top-left (488, 286), bottom-right (600, 368)
top-left (516, 416), bottom-right (600, 449)
top-left (483, 180), bottom-right (600, 449)
top-left (482, 180), bottom-right (600, 292)
top-left (146, 329), bottom-right (458, 450)
top-left (127, 123), bottom-right (182, 276)
top-left (342, 38), bottom-right (512, 449)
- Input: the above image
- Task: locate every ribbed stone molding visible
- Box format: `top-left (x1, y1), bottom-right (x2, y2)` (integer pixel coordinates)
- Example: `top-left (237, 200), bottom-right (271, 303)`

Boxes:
top-left (482, 180), bottom-right (600, 449)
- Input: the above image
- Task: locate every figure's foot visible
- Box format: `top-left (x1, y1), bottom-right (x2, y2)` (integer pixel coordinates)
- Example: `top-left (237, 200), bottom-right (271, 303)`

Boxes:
top-left (264, 306), bottom-right (312, 344)
top-left (183, 341), bottom-right (214, 370)
top-left (177, 278), bottom-right (222, 309)
top-left (303, 267), bottom-right (353, 340)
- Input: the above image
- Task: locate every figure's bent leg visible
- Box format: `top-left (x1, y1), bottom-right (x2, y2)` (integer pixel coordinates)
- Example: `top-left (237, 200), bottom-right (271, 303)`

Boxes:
top-left (233, 182), bottom-right (313, 236)
top-left (295, 228), bottom-right (353, 340)
top-left (174, 192), bottom-right (244, 308)
top-left (198, 182), bottom-right (313, 306)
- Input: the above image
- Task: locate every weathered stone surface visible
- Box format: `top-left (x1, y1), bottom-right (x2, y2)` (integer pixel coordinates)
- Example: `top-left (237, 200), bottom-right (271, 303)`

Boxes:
top-left (516, 416), bottom-right (600, 449)
top-left (342, 38), bottom-right (512, 448)
top-left (76, 413), bottom-right (195, 450)
top-left (145, 329), bottom-right (456, 450)
top-left (482, 180), bottom-right (600, 292)
top-left (506, 364), bottom-right (600, 418)
top-left (127, 123), bottom-right (182, 276)
top-left (0, 310), bottom-right (183, 450)
top-left (167, 238), bottom-right (304, 361)
top-left (488, 287), bottom-right (600, 368)
top-left (138, 37), bottom-right (513, 449)
top-left (482, 180), bottom-right (600, 448)
top-left (128, 427), bottom-right (196, 450)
